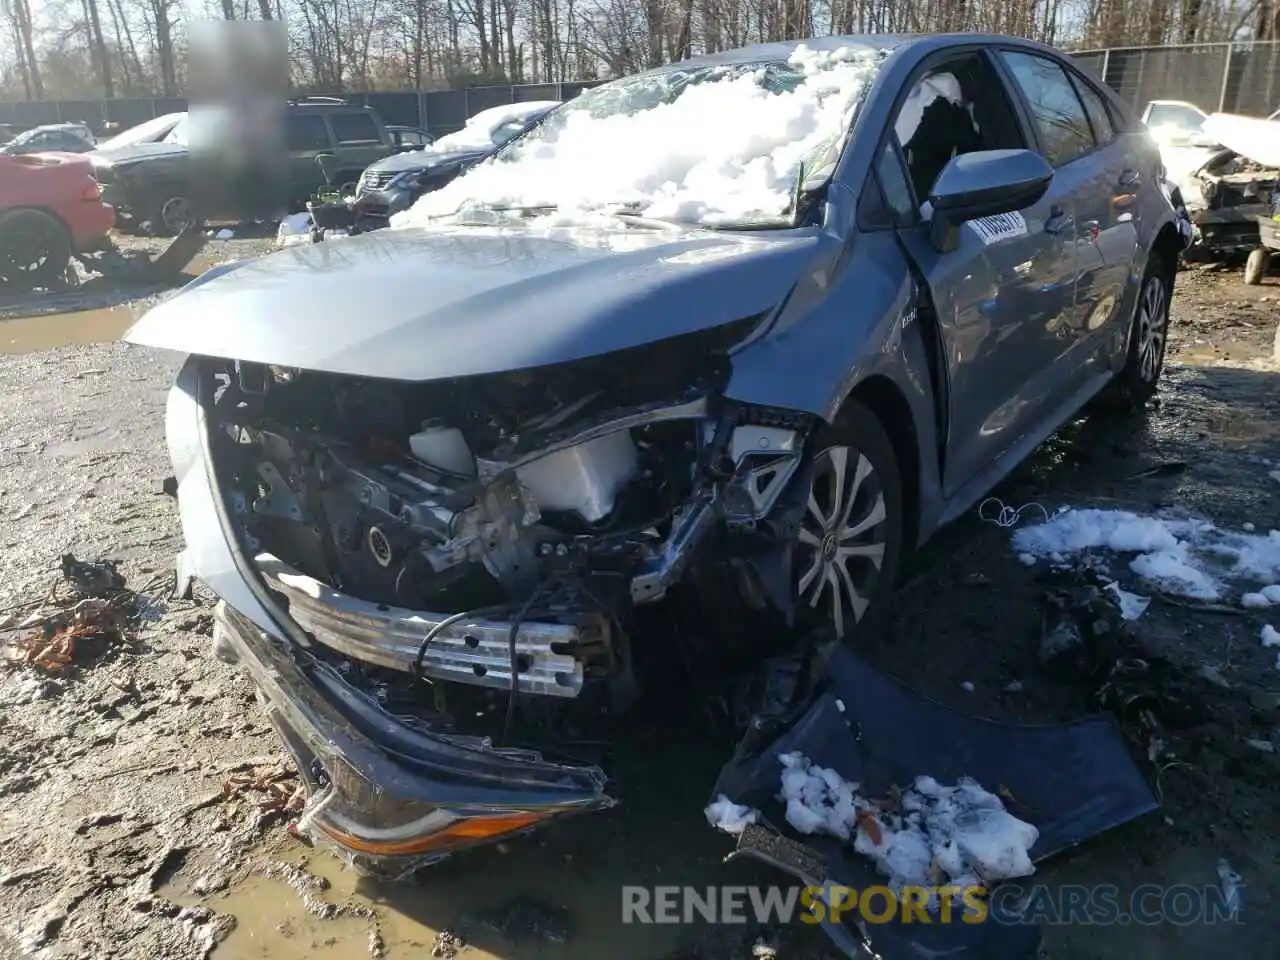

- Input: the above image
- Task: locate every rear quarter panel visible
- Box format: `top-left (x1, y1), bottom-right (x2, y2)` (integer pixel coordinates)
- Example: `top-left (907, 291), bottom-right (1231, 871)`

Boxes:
top-left (0, 154), bottom-right (113, 248)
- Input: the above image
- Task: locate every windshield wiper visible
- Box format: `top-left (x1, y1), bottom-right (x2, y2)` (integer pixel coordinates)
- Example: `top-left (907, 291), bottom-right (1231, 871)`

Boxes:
top-left (790, 159), bottom-right (807, 222)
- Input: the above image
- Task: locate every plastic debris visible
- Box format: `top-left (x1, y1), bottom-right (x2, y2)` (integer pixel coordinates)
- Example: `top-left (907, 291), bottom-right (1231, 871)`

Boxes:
top-left (1217, 859), bottom-right (1244, 917)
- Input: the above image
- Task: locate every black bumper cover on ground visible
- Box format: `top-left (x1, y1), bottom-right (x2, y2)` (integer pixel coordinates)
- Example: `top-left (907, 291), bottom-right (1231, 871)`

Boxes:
top-left (713, 647), bottom-right (1160, 960)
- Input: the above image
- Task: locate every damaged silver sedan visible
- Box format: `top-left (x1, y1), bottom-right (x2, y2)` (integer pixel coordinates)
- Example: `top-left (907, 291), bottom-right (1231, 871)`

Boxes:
top-left (126, 32), bottom-right (1184, 887)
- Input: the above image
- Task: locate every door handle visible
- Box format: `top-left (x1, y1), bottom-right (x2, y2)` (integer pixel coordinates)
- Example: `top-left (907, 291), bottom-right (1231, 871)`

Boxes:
top-left (1044, 205), bottom-right (1072, 235)
top-left (1118, 168), bottom-right (1142, 188)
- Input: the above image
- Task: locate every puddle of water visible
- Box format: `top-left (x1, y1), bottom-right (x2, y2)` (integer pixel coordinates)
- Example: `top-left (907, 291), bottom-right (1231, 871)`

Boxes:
top-left (1201, 410), bottom-right (1280, 447)
top-left (172, 831), bottom-right (722, 960)
top-left (0, 304), bottom-right (142, 356)
top-left (166, 739), bottom-right (755, 960)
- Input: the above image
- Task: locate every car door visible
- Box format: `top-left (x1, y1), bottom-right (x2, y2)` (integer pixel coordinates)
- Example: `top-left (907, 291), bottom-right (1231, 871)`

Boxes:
top-left (996, 49), bottom-right (1128, 395)
top-left (1066, 68), bottom-right (1142, 358)
top-left (286, 112), bottom-right (333, 204)
top-left (326, 112), bottom-right (393, 183)
top-left (887, 51), bottom-right (1082, 498)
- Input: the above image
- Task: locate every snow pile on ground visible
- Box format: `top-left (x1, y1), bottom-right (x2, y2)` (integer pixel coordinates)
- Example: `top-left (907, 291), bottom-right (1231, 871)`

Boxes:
top-left (776, 752), bottom-right (1038, 896)
top-left (274, 213), bottom-right (353, 248)
top-left (704, 795), bottom-right (759, 835)
top-left (392, 44), bottom-right (882, 229)
top-left (1243, 585), bottom-right (1280, 608)
top-left (276, 212), bottom-right (312, 247)
top-left (1104, 581), bottom-right (1152, 620)
top-left (213, 228), bottom-right (235, 240)
top-left (1012, 508), bottom-right (1280, 602)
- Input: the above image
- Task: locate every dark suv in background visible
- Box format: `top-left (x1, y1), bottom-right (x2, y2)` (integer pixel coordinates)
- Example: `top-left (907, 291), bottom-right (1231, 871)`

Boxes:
top-left (282, 97), bottom-right (401, 202)
top-left (90, 97), bottom-right (401, 235)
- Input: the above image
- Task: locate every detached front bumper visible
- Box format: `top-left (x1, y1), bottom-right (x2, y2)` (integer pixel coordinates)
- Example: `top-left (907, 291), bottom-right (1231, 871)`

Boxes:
top-left (165, 357), bottom-right (610, 873)
top-left (212, 601), bottom-right (610, 871)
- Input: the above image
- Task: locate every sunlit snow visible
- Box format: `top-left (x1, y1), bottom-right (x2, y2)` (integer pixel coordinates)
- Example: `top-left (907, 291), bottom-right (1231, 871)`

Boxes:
top-left (393, 44), bottom-right (883, 229)
top-left (1012, 508), bottom-right (1280, 602)
top-left (775, 752), bottom-right (1039, 900)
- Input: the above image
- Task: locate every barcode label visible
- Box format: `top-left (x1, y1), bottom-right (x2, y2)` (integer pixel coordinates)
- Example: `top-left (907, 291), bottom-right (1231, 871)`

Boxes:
top-left (969, 211), bottom-right (1029, 245)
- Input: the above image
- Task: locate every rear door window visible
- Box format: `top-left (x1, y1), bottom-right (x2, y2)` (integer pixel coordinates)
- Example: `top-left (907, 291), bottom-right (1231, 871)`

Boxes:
top-left (1072, 77), bottom-right (1116, 145)
top-left (328, 112), bottom-right (380, 144)
top-left (1000, 51), bottom-right (1096, 167)
top-left (286, 113), bottom-right (330, 151)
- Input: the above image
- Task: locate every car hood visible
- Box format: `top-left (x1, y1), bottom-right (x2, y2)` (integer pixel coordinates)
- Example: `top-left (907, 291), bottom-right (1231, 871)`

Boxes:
top-left (1199, 113), bottom-right (1280, 169)
top-left (90, 140), bottom-right (187, 166)
top-left (366, 147), bottom-right (488, 175)
top-left (124, 221), bottom-right (822, 381)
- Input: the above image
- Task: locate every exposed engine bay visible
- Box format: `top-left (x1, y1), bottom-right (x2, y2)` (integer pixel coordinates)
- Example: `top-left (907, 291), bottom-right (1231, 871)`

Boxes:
top-left (204, 328), bottom-right (815, 729)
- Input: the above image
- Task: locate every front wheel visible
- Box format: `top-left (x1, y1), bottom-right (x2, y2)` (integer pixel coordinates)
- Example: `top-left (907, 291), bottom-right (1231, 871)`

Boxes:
top-left (793, 402), bottom-right (904, 642)
top-left (151, 194), bottom-right (193, 237)
top-left (1095, 258), bottom-right (1172, 410)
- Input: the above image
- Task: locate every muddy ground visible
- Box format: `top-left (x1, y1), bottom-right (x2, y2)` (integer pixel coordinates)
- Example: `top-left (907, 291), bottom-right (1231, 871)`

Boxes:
top-left (0, 246), bottom-right (1278, 960)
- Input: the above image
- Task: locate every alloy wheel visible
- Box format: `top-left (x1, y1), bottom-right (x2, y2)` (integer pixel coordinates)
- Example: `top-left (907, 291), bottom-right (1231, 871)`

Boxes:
top-left (0, 210), bottom-right (70, 288)
top-left (795, 444), bottom-right (888, 638)
top-left (3, 221), bottom-right (54, 276)
top-left (1135, 274), bottom-right (1168, 383)
top-left (160, 196), bottom-right (192, 234)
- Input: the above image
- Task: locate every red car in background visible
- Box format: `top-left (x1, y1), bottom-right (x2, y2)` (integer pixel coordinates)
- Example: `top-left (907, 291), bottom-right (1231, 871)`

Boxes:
top-left (0, 151), bottom-right (115, 289)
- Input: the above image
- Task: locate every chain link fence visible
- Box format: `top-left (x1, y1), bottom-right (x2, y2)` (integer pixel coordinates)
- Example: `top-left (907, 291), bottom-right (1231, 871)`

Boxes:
top-left (1071, 40), bottom-right (1279, 116)
top-left (2, 41), bottom-right (1276, 137)
top-left (0, 81), bottom-right (603, 139)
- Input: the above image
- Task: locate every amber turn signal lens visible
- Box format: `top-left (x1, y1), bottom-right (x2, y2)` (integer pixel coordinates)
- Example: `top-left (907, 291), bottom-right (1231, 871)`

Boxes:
top-left (315, 810), bottom-right (551, 856)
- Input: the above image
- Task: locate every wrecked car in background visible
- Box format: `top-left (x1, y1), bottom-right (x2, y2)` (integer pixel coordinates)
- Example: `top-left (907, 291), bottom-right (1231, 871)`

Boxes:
top-left (352, 100), bottom-right (561, 224)
top-left (1172, 112), bottom-right (1280, 264)
top-left (125, 32), bottom-right (1180, 958)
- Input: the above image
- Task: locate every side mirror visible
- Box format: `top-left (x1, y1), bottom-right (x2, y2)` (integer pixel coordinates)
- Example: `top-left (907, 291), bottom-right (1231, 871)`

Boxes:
top-left (927, 149), bottom-right (1054, 252)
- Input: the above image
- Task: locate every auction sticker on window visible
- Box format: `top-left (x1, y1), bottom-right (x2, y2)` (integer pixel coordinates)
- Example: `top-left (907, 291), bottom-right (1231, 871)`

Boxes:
top-left (969, 212), bottom-right (1028, 245)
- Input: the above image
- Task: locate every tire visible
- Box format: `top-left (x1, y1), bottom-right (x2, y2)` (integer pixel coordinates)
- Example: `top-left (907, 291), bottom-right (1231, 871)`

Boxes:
top-left (1095, 256), bottom-right (1173, 410)
top-left (1244, 247), bottom-right (1269, 286)
top-left (0, 208), bottom-right (72, 290)
top-left (792, 401), bottom-right (904, 642)
top-left (151, 194), bottom-right (192, 237)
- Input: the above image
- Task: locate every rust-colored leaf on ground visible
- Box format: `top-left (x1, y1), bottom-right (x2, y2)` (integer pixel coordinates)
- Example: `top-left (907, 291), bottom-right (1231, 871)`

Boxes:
top-left (857, 811), bottom-right (883, 846)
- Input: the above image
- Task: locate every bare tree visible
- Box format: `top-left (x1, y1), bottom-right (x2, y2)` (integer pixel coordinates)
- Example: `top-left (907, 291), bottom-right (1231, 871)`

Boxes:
top-left (0, 0), bottom-right (1269, 101)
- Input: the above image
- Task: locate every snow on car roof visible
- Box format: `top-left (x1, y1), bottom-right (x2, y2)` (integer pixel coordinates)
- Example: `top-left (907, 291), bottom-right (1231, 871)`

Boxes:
top-left (466, 100), bottom-right (562, 130)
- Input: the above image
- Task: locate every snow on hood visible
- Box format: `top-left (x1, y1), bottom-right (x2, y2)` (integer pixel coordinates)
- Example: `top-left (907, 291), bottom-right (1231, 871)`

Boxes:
top-left (1200, 113), bottom-right (1280, 168)
top-left (367, 144), bottom-right (487, 175)
top-left (391, 44), bottom-right (884, 230)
